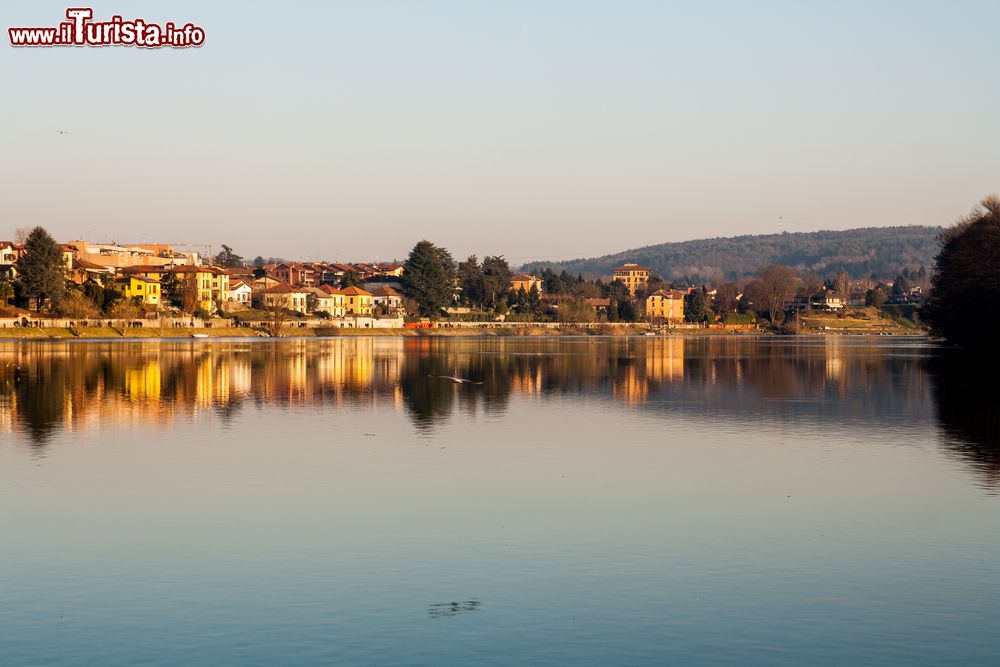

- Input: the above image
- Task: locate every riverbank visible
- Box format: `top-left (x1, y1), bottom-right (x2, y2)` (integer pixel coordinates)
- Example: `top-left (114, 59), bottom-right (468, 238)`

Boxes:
top-left (0, 324), bottom-right (922, 340)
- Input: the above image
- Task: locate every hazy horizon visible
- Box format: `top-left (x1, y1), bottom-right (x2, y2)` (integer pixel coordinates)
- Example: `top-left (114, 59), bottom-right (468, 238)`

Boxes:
top-left (3, 1), bottom-right (998, 264)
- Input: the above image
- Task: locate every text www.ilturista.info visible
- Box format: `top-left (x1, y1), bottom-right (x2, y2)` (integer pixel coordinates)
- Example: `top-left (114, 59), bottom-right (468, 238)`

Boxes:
top-left (9, 8), bottom-right (205, 48)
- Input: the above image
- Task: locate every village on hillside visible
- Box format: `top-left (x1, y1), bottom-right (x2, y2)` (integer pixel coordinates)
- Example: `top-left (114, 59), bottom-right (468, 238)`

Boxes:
top-left (0, 231), bottom-right (930, 333)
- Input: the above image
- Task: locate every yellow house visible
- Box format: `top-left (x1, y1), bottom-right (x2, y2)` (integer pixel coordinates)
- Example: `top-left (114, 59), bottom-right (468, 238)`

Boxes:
top-left (645, 289), bottom-right (685, 323)
top-left (319, 285), bottom-right (347, 317)
top-left (509, 274), bottom-right (542, 293)
top-left (119, 275), bottom-right (161, 306)
top-left (340, 285), bottom-right (373, 316)
top-left (612, 263), bottom-right (652, 296)
top-left (123, 265), bottom-right (227, 312)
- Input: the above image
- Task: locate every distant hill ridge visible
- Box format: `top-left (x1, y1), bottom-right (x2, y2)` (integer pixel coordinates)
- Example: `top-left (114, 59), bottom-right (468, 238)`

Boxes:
top-left (520, 226), bottom-right (942, 282)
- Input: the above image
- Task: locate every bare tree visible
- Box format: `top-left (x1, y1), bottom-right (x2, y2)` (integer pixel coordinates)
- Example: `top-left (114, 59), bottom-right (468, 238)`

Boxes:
top-left (757, 264), bottom-right (800, 324)
top-left (14, 227), bottom-right (32, 244)
top-left (262, 298), bottom-right (289, 337)
top-left (834, 271), bottom-right (850, 299)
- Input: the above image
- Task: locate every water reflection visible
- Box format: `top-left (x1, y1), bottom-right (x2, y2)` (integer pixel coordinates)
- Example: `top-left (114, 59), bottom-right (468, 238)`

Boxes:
top-left (1, 336), bottom-right (996, 489)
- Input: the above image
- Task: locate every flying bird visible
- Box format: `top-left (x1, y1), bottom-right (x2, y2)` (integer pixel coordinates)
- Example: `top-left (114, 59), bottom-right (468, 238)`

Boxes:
top-left (57, 130), bottom-right (68, 135)
top-left (429, 374), bottom-right (483, 385)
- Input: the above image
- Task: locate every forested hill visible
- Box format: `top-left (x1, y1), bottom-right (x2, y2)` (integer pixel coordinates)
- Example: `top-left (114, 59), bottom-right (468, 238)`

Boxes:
top-left (520, 226), bottom-right (942, 282)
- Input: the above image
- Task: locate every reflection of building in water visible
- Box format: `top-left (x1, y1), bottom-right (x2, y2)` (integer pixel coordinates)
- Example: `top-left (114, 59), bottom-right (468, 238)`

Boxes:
top-left (614, 365), bottom-right (648, 404)
top-left (825, 337), bottom-right (844, 382)
top-left (645, 338), bottom-right (684, 383)
top-left (125, 362), bottom-right (161, 402)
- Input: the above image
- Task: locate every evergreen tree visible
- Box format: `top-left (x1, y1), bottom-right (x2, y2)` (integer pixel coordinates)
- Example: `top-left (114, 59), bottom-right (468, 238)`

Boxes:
top-left (340, 271), bottom-right (363, 288)
top-left (924, 195), bottom-right (1000, 349)
top-left (16, 226), bottom-right (66, 312)
top-left (481, 256), bottom-right (512, 311)
top-left (401, 240), bottom-right (455, 318)
top-left (457, 255), bottom-right (484, 307)
top-left (684, 289), bottom-right (712, 323)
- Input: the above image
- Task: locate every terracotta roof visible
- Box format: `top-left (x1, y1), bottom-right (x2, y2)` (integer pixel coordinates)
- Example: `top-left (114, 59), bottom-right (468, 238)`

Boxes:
top-left (230, 280), bottom-right (251, 289)
top-left (339, 285), bottom-right (372, 296)
top-left (264, 283), bottom-right (304, 294)
top-left (371, 286), bottom-right (402, 298)
top-left (510, 274), bottom-right (537, 282)
top-left (649, 289), bottom-right (685, 299)
top-left (72, 258), bottom-right (110, 271)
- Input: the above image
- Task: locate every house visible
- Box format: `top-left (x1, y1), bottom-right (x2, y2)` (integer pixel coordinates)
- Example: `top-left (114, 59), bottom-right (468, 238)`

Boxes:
top-left (261, 282), bottom-right (308, 314)
top-left (304, 286), bottom-right (337, 315)
top-left (378, 264), bottom-right (404, 278)
top-left (123, 265), bottom-right (226, 312)
top-left (226, 280), bottom-right (253, 310)
top-left (340, 285), bottom-right (373, 316)
top-left (612, 263), bottom-right (652, 296)
top-left (70, 258), bottom-right (114, 285)
top-left (0, 242), bottom-right (23, 279)
top-left (646, 289), bottom-right (685, 323)
top-left (509, 274), bottom-right (543, 294)
top-left (584, 298), bottom-right (611, 317)
top-left (318, 285), bottom-right (346, 317)
top-left (267, 262), bottom-right (317, 288)
top-left (118, 275), bottom-right (161, 306)
top-left (371, 285), bottom-right (404, 315)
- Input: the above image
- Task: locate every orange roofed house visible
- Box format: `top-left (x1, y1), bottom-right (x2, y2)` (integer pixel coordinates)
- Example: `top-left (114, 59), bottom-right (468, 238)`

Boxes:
top-left (612, 263), bottom-right (652, 296)
top-left (340, 285), bottom-right (373, 316)
top-left (646, 289), bottom-right (685, 324)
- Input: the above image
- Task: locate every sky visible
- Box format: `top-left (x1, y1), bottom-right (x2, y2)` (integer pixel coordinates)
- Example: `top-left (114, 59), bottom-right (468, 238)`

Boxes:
top-left (2, 1), bottom-right (999, 265)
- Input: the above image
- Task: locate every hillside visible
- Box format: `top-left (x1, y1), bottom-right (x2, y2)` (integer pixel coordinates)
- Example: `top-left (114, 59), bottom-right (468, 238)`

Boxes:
top-left (521, 226), bottom-right (942, 282)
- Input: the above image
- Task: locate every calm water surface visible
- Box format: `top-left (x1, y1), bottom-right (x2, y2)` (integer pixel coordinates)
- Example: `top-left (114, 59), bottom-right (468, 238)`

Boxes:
top-left (1, 336), bottom-right (997, 665)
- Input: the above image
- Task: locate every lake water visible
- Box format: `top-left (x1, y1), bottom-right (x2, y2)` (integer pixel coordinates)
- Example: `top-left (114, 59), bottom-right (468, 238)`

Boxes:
top-left (1, 336), bottom-right (997, 666)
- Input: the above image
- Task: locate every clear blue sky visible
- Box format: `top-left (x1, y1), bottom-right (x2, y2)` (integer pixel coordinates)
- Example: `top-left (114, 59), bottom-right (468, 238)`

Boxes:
top-left (3, 1), bottom-right (998, 264)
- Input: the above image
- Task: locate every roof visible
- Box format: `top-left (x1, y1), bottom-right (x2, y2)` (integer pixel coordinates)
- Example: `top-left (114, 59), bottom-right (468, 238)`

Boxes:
top-left (120, 265), bottom-right (169, 274)
top-left (584, 298), bottom-right (611, 306)
top-left (230, 280), bottom-right (251, 290)
top-left (125, 275), bottom-right (159, 284)
top-left (510, 274), bottom-right (538, 282)
top-left (339, 285), bottom-right (372, 297)
top-left (648, 289), bottom-right (686, 299)
top-left (371, 286), bottom-right (402, 298)
top-left (612, 263), bottom-right (651, 273)
top-left (72, 258), bottom-right (111, 271)
top-left (264, 282), bottom-right (306, 294)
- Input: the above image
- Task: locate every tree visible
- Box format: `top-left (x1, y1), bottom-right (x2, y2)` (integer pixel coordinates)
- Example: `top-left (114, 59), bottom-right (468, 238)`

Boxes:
top-left (923, 195), bottom-right (1000, 349)
top-left (15, 227), bottom-right (66, 312)
top-left (306, 291), bottom-right (318, 314)
top-left (262, 298), bottom-right (290, 337)
top-left (481, 256), bottom-right (512, 311)
top-left (57, 288), bottom-right (101, 318)
top-left (457, 255), bottom-right (484, 307)
top-left (713, 282), bottom-right (739, 316)
top-left (340, 271), bottom-right (363, 288)
top-left (834, 271), bottom-right (851, 299)
top-left (684, 289), bottom-right (712, 323)
top-left (0, 280), bottom-right (14, 306)
top-left (756, 264), bottom-right (800, 324)
top-left (214, 244), bottom-right (243, 269)
top-left (741, 279), bottom-right (766, 315)
top-left (401, 240), bottom-right (455, 318)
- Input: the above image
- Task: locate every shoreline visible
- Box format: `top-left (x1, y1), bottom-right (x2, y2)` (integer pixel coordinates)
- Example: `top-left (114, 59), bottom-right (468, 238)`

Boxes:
top-left (0, 325), bottom-right (924, 341)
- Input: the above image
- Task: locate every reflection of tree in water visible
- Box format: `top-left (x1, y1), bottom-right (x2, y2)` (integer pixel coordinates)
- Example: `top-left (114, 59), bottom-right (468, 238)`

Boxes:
top-left (15, 361), bottom-right (67, 450)
top-left (2, 338), bottom-right (997, 490)
top-left (928, 353), bottom-right (1000, 492)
